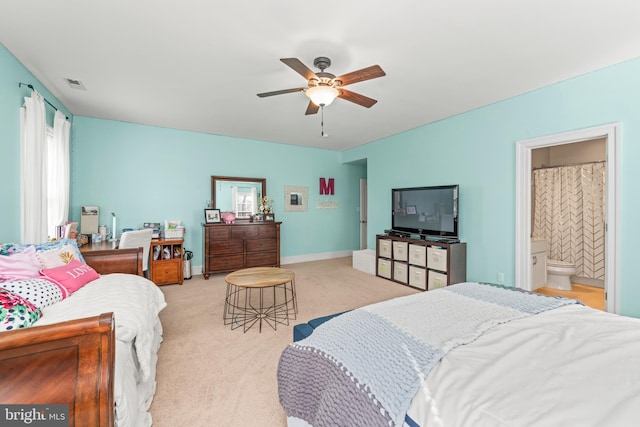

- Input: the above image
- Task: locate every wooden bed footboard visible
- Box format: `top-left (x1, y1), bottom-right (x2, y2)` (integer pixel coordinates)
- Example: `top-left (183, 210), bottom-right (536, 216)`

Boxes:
top-left (0, 313), bottom-right (115, 426)
top-left (83, 247), bottom-right (144, 276)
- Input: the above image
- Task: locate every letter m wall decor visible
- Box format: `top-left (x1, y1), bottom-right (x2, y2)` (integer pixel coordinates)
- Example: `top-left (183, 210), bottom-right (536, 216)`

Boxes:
top-left (319, 178), bottom-right (335, 195)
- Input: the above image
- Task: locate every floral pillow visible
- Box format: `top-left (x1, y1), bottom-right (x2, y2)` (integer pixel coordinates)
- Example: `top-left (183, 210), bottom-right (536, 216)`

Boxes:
top-left (0, 245), bottom-right (42, 282)
top-left (0, 288), bottom-right (42, 331)
top-left (1, 278), bottom-right (67, 309)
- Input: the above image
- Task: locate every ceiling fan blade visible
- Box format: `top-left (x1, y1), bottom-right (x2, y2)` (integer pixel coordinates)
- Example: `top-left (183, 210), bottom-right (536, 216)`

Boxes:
top-left (335, 65), bottom-right (386, 86)
top-left (281, 58), bottom-right (318, 81)
top-left (305, 101), bottom-right (319, 115)
top-left (338, 89), bottom-right (378, 108)
top-left (257, 87), bottom-right (305, 98)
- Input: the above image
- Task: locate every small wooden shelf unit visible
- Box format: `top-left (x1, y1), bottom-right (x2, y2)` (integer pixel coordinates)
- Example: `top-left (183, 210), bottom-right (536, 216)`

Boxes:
top-left (149, 238), bottom-right (184, 285)
top-left (376, 234), bottom-right (466, 291)
top-left (202, 222), bottom-right (281, 279)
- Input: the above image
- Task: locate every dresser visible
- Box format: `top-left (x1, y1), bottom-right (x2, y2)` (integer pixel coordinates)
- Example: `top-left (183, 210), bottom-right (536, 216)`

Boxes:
top-left (202, 222), bottom-right (281, 279)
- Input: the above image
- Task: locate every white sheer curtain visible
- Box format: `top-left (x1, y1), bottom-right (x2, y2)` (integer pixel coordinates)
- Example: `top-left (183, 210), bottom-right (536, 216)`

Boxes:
top-left (20, 90), bottom-right (48, 244)
top-left (48, 110), bottom-right (71, 237)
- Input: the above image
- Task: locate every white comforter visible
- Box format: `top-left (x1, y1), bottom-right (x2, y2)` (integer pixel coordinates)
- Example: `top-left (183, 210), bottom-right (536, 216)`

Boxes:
top-left (37, 273), bottom-right (167, 427)
top-left (406, 304), bottom-right (640, 427)
top-left (289, 304), bottom-right (640, 427)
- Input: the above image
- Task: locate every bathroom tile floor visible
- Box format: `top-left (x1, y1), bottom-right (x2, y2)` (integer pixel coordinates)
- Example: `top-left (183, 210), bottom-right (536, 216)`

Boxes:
top-left (535, 284), bottom-right (604, 311)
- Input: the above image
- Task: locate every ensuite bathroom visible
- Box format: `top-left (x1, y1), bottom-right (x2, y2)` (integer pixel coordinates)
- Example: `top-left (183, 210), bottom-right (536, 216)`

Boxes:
top-left (530, 138), bottom-right (606, 310)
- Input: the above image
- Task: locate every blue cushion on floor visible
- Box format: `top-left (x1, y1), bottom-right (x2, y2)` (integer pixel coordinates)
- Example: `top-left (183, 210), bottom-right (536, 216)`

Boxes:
top-left (293, 324), bottom-right (314, 342)
top-left (293, 311), bottom-right (350, 342)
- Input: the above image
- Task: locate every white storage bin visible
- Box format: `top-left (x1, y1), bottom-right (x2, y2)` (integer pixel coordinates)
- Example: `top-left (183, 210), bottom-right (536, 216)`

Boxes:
top-left (393, 262), bottom-right (408, 283)
top-left (409, 266), bottom-right (427, 290)
top-left (427, 247), bottom-right (448, 272)
top-left (392, 241), bottom-right (408, 261)
top-left (352, 249), bottom-right (376, 275)
top-left (409, 244), bottom-right (427, 267)
top-left (428, 270), bottom-right (448, 290)
top-left (379, 239), bottom-right (392, 258)
top-left (378, 258), bottom-right (392, 279)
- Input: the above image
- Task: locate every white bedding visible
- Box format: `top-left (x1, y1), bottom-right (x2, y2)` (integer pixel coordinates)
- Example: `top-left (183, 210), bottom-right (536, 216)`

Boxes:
top-left (405, 304), bottom-right (640, 427)
top-left (288, 304), bottom-right (640, 427)
top-left (37, 273), bottom-right (167, 427)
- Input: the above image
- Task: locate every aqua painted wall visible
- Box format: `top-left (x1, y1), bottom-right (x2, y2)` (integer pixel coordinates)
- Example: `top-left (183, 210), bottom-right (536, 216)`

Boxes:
top-left (69, 116), bottom-right (365, 266)
top-left (0, 44), bottom-right (72, 243)
top-left (3, 43), bottom-right (640, 316)
top-left (343, 56), bottom-right (640, 317)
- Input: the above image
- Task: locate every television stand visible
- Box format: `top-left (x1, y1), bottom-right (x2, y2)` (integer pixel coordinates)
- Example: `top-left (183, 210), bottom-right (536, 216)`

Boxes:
top-left (376, 234), bottom-right (466, 291)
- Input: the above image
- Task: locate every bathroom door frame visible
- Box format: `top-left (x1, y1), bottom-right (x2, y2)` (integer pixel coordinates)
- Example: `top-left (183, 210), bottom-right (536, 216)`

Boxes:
top-left (515, 123), bottom-right (620, 314)
top-left (359, 179), bottom-right (368, 250)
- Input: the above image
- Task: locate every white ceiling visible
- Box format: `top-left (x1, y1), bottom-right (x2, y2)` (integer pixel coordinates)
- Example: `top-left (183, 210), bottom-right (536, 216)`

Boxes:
top-left (2, 1), bottom-right (640, 151)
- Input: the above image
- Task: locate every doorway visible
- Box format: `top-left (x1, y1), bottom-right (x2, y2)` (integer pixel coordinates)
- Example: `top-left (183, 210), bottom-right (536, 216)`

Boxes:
top-left (359, 179), bottom-right (368, 250)
top-left (515, 123), bottom-right (620, 313)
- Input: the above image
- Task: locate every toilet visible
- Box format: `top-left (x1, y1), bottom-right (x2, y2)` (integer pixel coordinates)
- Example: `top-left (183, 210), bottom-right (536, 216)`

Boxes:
top-left (546, 259), bottom-right (576, 290)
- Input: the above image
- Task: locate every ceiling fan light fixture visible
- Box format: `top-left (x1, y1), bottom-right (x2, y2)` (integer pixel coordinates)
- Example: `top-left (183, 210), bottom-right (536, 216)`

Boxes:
top-left (306, 85), bottom-right (339, 106)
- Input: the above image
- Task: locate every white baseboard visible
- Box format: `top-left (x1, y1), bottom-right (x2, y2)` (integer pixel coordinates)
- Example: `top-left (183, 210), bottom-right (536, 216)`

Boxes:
top-left (190, 250), bottom-right (355, 277)
top-left (281, 250), bottom-right (353, 265)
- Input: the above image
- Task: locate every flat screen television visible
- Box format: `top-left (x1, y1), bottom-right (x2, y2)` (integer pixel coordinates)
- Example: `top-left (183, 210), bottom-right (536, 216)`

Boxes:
top-left (391, 185), bottom-right (459, 238)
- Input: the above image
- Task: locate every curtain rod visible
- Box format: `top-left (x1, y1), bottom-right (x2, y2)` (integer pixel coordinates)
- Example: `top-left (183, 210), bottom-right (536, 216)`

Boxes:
top-left (532, 160), bottom-right (605, 171)
top-left (19, 82), bottom-right (69, 120)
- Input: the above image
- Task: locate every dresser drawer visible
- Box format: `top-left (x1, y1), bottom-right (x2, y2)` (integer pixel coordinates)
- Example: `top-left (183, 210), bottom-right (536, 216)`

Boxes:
top-left (152, 261), bottom-right (181, 285)
top-left (209, 255), bottom-right (244, 271)
top-left (257, 225), bottom-right (277, 237)
top-left (231, 226), bottom-right (259, 239)
top-left (208, 227), bottom-right (231, 239)
top-left (246, 238), bottom-right (276, 252)
top-left (246, 252), bottom-right (277, 267)
top-left (209, 239), bottom-right (243, 255)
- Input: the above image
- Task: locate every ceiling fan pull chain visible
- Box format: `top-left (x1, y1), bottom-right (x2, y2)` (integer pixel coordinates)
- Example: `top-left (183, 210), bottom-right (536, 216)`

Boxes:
top-left (321, 105), bottom-right (328, 138)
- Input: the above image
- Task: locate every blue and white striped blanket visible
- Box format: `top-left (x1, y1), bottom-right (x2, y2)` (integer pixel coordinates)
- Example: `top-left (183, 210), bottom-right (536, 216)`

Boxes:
top-left (277, 282), bottom-right (579, 427)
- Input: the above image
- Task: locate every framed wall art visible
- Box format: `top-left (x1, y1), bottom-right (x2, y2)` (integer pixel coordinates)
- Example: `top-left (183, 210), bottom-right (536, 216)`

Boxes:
top-left (285, 186), bottom-right (308, 212)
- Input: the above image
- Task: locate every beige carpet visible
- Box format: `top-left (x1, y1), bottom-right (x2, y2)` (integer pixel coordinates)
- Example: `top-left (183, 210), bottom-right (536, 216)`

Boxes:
top-left (148, 257), bottom-right (418, 426)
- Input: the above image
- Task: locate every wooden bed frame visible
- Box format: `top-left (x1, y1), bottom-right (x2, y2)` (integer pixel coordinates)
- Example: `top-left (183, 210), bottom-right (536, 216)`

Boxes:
top-left (0, 247), bottom-right (144, 427)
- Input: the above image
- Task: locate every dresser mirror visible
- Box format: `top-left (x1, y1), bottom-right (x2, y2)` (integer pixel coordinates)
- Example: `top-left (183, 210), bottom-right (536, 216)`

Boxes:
top-left (211, 176), bottom-right (266, 220)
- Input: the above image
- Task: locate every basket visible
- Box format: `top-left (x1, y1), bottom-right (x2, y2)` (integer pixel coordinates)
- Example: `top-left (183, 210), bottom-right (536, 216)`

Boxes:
top-left (164, 228), bottom-right (184, 239)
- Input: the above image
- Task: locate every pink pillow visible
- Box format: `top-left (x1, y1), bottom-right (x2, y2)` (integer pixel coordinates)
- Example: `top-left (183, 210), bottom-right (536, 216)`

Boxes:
top-left (41, 259), bottom-right (100, 294)
top-left (0, 246), bottom-right (42, 282)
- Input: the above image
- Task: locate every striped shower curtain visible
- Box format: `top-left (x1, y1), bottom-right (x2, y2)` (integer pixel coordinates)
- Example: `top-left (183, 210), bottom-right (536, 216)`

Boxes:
top-left (532, 162), bottom-right (606, 280)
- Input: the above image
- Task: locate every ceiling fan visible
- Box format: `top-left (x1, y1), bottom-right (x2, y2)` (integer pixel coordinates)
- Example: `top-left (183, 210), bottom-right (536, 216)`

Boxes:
top-left (257, 57), bottom-right (386, 115)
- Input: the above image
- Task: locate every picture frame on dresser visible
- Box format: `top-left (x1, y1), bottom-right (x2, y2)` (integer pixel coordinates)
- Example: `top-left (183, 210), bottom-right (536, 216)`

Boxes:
top-left (205, 208), bottom-right (221, 224)
top-left (264, 213), bottom-right (275, 222)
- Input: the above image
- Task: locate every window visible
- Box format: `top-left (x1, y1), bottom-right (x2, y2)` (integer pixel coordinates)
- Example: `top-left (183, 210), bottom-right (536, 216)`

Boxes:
top-left (233, 186), bottom-right (257, 218)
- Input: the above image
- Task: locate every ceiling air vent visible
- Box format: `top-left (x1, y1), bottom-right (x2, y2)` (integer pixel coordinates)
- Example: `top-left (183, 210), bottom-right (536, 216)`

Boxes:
top-left (64, 78), bottom-right (87, 90)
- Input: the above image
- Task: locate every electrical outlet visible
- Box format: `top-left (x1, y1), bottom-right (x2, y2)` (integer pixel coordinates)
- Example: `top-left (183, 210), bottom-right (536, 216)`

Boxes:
top-left (497, 272), bottom-right (505, 283)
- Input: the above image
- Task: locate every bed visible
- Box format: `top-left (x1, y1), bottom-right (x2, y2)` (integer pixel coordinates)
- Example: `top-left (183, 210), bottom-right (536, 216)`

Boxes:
top-left (0, 241), bottom-right (166, 427)
top-left (278, 282), bottom-right (640, 427)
